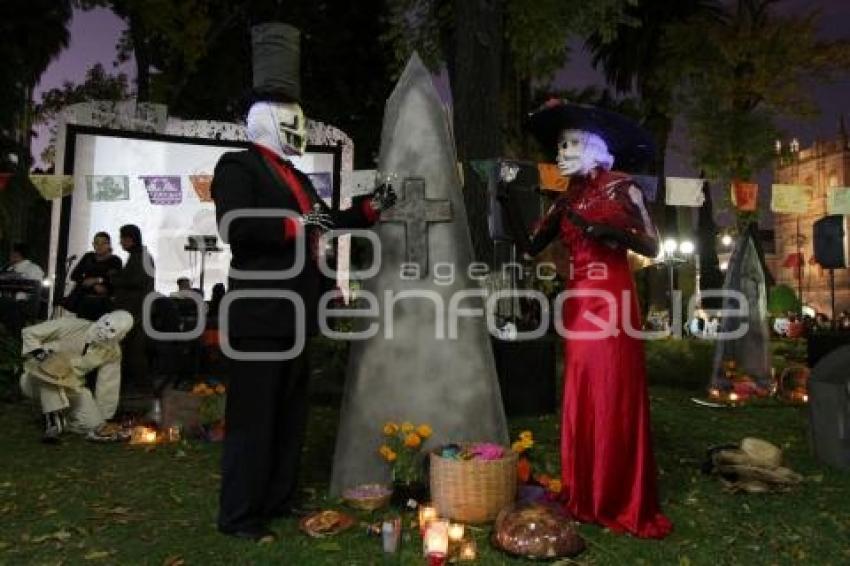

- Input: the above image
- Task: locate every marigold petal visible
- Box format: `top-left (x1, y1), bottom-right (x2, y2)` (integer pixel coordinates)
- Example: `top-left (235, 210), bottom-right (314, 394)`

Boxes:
top-left (416, 424), bottom-right (432, 438)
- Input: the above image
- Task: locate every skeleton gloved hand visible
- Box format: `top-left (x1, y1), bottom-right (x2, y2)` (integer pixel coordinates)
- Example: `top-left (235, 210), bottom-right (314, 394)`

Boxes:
top-left (370, 183), bottom-right (398, 211)
top-left (299, 203), bottom-right (335, 231)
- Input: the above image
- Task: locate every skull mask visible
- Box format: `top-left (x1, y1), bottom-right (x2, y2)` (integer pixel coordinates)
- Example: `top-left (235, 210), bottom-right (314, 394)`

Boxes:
top-left (246, 101), bottom-right (307, 158)
top-left (85, 310), bottom-right (134, 345)
top-left (557, 129), bottom-right (615, 177)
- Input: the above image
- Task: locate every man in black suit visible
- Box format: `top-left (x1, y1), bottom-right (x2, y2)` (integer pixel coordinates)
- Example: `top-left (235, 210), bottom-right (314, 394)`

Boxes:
top-left (212, 22), bottom-right (395, 541)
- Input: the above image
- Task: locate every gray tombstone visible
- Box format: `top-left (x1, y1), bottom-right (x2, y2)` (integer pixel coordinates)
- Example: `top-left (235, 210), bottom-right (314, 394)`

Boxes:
top-left (329, 54), bottom-right (509, 495)
top-left (710, 228), bottom-right (771, 388)
top-left (808, 346), bottom-right (850, 470)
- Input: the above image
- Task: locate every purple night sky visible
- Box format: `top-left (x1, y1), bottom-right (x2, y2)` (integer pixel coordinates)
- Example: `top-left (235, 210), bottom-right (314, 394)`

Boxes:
top-left (34, 1), bottom-right (850, 179)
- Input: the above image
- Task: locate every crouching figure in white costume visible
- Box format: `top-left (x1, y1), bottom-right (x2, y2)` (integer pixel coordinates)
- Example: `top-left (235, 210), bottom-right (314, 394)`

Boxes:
top-left (19, 310), bottom-right (134, 442)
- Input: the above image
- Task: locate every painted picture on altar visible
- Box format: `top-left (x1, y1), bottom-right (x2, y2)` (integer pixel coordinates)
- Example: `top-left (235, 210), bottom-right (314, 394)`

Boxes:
top-left (86, 175), bottom-right (129, 202)
top-left (189, 174), bottom-right (214, 202)
top-left (308, 172), bottom-right (333, 205)
top-left (141, 175), bottom-right (182, 205)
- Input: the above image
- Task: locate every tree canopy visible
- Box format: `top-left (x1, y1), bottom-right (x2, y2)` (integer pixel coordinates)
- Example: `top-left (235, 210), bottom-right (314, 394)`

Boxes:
top-left (667, 0), bottom-right (850, 181)
top-left (74, 0), bottom-right (396, 168)
top-left (34, 64), bottom-right (131, 167)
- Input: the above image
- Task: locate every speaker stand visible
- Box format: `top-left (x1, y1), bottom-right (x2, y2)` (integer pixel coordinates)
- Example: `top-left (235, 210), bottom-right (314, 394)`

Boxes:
top-left (829, 268), bottom-right (836, 330)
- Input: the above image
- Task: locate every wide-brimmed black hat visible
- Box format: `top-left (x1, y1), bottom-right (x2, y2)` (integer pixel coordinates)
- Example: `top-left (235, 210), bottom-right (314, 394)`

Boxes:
top-left (252, 22), bottom-right (301, 103)
top-left (526, 99), bottom-right (656, 173)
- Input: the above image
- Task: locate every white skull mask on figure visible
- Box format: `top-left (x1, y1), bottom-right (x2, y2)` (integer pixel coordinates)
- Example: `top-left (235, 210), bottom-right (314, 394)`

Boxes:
top-left (85, 310), bottom-right (134, 345)
top-left (246, 101), bottom-right (307, 158)
top-left (557, 129), bottom-right (615, 177)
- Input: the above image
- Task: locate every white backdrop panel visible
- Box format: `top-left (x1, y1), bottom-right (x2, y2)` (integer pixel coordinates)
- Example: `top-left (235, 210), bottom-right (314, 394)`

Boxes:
top-left (67, 131), bottom-right (335, 298)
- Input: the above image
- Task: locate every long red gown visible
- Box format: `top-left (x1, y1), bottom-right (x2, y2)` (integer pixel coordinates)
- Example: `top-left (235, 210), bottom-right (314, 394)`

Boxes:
top-left (535, 169), bottom-right (672, 539)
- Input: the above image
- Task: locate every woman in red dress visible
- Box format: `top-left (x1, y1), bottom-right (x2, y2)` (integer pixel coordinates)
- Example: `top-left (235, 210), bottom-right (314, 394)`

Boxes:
top-left (525, 101), bottom-right (672, 539)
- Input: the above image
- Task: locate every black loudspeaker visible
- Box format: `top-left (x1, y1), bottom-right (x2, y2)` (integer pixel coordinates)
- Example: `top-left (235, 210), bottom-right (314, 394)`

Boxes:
top-left (813, 215), bottom-right (848, 269)
top-left (809, 345), bottom-right (850, 470)
top-left (486, 160), bottom-right (542, 241)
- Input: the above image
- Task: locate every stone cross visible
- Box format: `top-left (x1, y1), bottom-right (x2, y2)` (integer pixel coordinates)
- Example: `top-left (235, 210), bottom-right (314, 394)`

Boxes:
top-left (380, 177), bottom-right (452, 276)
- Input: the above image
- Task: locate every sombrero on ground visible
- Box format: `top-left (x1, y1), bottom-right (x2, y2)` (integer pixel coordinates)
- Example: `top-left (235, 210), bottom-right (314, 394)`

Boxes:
top-left (526, 99), bottom-right (656, 173)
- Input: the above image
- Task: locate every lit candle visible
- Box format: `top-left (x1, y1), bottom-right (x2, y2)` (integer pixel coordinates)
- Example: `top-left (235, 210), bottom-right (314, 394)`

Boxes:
top-left (423, 520), bottom-right (449, 556)
top-left (459, 539), bottom-right (477, 561)
top-left (448, 523), bottom-right (465, 543)
top-left (802, 393), bottom-right (808, 403)
top-left (418, 505), bottom-right (437, 535)
top-left (709, 388), bottom-right (720, 399)
top-left (728, 392), bottom-right (739, 403)
top-left (143, 429), bottom-right (158, 443)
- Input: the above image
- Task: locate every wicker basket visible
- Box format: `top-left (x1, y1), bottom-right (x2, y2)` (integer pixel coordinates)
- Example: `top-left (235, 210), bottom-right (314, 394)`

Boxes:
top-left (429, 447), bottom-right (517, 523)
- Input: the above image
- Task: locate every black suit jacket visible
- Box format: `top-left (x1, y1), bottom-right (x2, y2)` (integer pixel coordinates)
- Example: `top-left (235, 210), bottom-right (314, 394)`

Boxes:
top-left (211, 145), bottom-right (377, 338)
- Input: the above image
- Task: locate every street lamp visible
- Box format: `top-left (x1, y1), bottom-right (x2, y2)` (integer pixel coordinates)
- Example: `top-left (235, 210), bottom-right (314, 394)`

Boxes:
top-left (658, 237), bottom-right (695, 335)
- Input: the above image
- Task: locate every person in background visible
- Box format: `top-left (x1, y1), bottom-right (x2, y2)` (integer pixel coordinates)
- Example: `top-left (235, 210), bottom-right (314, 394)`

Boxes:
top-left (0, 243), bottom-right (46, 336)
top-left (111, 224), bottom-right (155, 393)
top-left (207, 282), bottom-right (226, 320)
top-left (3, 242), bottom-right (45, 300)
top-left (839, 310), bottom-right (850, 331)
top-left (63, 232), bottom-right (122, 320)
top-left (169, 277), bottom-right (199, 299)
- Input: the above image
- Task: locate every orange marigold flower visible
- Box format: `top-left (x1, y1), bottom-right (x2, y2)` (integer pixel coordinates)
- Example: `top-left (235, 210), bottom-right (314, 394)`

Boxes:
top-left (548, 479), bottom-right (562, 494)
top-left (404, 433), bottom-right (422, 449)
top-left (511, 441), bottom-right (526, 453)
top-left (401, 422), bottom-right (415, 433)
top-left (383, 422), bottom-right (399, 436)
top-left (415, 424), bottom-right (432, 438)
top-left (517, 457), bottom-right (532, 483)
top-left (379, 445), bottom-right (393, 461)
top-left (519, 430), bottom-right (533, 442)
top-left (387, 450), bottom-right (397, 462)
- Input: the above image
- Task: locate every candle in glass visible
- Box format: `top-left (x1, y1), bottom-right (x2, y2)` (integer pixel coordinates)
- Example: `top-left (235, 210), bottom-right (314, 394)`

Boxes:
top-left (418, 505), bottom-right (437, 535)
top-left (167, 425), bottom-right (181, 442)
top-left (448, 523), bottom-right (465, 543)
top-left (459, 539), bottom-right (477, 561)
top-left (423, 520), bottom-right (449, 556)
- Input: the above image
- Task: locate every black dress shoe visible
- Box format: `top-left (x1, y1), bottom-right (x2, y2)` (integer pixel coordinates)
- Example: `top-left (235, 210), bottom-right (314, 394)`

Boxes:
top-left (218, 526), bottom-right (275, 542)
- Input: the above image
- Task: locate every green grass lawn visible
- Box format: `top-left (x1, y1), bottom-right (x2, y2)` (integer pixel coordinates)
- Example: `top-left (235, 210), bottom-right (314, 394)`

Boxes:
top-left (1, 342), bottom-right (848, 565)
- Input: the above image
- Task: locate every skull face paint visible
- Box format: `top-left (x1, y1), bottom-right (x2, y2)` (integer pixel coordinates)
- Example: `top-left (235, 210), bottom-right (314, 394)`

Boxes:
top-left (557, 129), bottom-right (615, 177)
top-left (246, 101), bottom-right (307, 158)
top-left (85, 310), bottom-right (134, 345)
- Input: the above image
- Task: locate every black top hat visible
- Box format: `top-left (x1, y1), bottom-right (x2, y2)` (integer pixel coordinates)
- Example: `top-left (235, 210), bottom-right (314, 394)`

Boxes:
top-left (526, 99), bottom-right (656, 173)
top-left (252, 22), bottom-right (301, 103)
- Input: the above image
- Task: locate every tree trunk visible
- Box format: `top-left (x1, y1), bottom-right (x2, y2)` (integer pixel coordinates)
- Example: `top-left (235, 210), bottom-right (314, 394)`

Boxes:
top-left (500, 48), bottom-right (531, 158)
top-left (449, 0), bottom-right (504, 265)
top-left (645, 111), bottom-right (675, 237)
top-left (129, 12), bottom-right (150, 102)
top-left (697, 179), bottom-right (724, 309)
